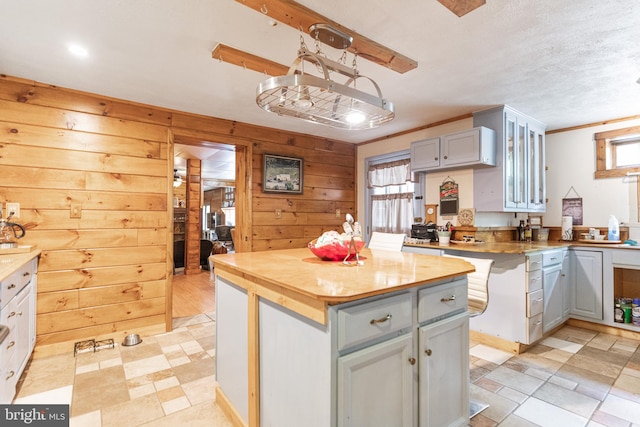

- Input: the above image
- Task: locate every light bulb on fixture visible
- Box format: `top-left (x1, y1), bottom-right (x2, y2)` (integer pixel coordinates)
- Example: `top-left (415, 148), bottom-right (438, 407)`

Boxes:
top-left (291, 85), bottom-right (314, 109)
top-left (346, 111), bottom-right (366, 124)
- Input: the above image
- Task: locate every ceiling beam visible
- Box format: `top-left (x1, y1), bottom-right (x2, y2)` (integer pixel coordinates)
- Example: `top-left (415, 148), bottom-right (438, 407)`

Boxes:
top-left (437, 0), bottom-right (486, 17)
top-left (235, 0), bottom-right (418, 74)
top-left (211, 43), bottom-right (290, 76)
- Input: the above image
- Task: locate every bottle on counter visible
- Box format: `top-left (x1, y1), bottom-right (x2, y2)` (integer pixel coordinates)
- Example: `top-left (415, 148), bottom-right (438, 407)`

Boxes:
top-left (608, 215), bottom-right (620, 242)
top-left (524, 219), bottom-right (532, 242)
top-left (517, 220), bottom-right (525, 241)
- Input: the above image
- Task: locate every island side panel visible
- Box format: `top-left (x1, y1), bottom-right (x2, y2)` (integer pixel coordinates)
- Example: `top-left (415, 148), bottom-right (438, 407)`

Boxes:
top-left (216, 277), bottom-right (249, 424)
top-left (259, 299), bottom-right (333, 427)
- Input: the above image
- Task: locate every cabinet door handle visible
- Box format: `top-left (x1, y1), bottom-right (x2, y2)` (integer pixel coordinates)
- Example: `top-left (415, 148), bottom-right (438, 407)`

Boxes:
top-left (408, 357), bottom-right (416, 365)
top-left (23, 272), bottom-right (30, 277)
top-left (6, 370), bottom-right (15, 380)
top-left (7, 283), bottom-right (16, 290)
top-left (7, 311), bottom-right (16, 318)
top-left (443, 155), bottom-right (448, 159)
top-left (434, 157), bottom-right (438, 161)
top-left (425, 349), bottom-right (432, 356)
top-left (17, 311), bottom-right (23, 317)
top-left (370, 314), bottom-right (392, 325)
top-left (6, 340), bottom-right (15, 349)
top-left (440, 295), bottom-right (456, 302)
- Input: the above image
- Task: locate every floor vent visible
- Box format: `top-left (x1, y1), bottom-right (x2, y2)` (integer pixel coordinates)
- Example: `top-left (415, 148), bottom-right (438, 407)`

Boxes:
top-left (74, 338), bottom-right (115, 356)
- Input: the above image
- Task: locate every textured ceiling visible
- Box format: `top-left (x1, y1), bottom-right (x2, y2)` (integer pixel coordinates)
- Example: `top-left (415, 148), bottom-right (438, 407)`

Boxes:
top-left (1, 0), bottom-right (639, 181)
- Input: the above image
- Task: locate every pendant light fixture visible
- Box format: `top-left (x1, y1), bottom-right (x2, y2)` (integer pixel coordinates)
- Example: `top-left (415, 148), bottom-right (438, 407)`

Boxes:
top-left (256, 25), bottom-right (395, 130)
top-left (173, 169), bottom-right (183, 187)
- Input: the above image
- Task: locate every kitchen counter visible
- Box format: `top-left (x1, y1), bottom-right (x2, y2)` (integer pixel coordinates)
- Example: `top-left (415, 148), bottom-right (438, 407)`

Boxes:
top-left (213, 247), bottom-right (474, 314)
top-left (0, 248), bottom-right (41, 282)
top-left (404, 240), bottom-right (639, 254)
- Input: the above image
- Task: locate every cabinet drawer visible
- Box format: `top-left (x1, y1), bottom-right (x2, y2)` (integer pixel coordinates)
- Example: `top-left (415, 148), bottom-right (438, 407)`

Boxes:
top-left (527, 269), bottom-right (542, 293)
top-left (417, 278), bottom-right (468, 324)
top-left (337, 293), bottom-right (412, 351)
top-left (526, 254), bottom-right (542, 272)
top-left (527, 289), bottom-right (544, 317)
top-left (0, 259), bottom-right (35, 309)
top-left (542, 250), bottom-right (563, 267)
top-left (528, 313), bottom-right (543, 343)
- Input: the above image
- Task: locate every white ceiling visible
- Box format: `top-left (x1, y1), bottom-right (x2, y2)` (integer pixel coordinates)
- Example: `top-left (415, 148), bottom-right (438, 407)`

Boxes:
top-left (1, 0), bottom-right (639, 182)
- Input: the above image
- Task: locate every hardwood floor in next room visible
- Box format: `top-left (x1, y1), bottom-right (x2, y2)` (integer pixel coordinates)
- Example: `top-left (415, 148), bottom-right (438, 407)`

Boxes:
top-left (172, 270), bottom-right (216, 318)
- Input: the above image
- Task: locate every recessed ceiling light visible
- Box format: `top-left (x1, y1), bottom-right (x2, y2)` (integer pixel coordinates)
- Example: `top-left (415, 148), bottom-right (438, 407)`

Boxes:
top-left (68, 44), bottom-right (88, 57)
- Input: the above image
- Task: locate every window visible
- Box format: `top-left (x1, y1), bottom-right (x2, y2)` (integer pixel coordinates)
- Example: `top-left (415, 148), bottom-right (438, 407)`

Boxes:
top-left (595, 125), bottom-right (640, 178)
top-left (364, 151), bottom-right (424, 240)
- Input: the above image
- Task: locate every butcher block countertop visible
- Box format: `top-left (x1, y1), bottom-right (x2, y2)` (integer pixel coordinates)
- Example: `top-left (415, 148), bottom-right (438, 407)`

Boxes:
top-left (212, 247), bottom-right (474, 304)
top-left (0, 248), bottom-right (41, 282)
top-left (404, 240), bottom-right (640, 254)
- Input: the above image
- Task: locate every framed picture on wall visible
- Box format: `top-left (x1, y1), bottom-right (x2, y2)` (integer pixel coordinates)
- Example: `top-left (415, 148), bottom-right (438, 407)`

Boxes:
top-left (263, 154), bottom-right (303, 194)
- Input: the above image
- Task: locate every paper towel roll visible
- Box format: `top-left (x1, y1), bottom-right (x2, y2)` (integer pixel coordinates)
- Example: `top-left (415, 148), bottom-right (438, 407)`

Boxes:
top-left (561, 216), bottom-right (573, 241)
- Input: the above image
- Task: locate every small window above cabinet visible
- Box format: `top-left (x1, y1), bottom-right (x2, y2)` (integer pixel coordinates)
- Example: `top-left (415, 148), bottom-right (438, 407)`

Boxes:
top-left (410, 127), bottom-right (496, 173)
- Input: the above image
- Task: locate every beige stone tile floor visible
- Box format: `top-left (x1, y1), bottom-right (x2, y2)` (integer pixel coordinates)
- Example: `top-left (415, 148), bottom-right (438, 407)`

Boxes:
top-left (470, 325), bottom-right (640, 427)
top-left (13, 312), bottom-right (233, 427)
top-left (11, 317), bottom-right (640, 426)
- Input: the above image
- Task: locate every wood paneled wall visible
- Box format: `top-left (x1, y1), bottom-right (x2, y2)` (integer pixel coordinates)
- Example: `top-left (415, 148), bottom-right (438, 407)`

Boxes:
top-left (251, 140), bottom-right (356, 251)
top-left (0, 74), bottom-right (356, 356)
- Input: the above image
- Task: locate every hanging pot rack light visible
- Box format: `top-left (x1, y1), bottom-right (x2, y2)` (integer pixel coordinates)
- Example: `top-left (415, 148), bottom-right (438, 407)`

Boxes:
top-left (256, 25), bottom-right (395, 130)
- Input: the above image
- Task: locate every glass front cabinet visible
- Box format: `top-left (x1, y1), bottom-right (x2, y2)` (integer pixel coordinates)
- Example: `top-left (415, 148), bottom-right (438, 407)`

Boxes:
top-left (473, 105), bottom-right (546, 213)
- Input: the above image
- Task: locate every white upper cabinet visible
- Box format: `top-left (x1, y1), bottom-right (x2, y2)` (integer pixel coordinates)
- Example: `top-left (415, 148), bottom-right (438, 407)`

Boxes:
top-left (473, 105), bottom-right (547, 212)
top-left (411, 127), bottom-right (496, 173)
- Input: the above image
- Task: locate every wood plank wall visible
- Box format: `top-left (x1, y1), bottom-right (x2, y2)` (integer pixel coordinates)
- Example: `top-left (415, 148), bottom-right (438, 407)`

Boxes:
top-left (0, 74), bottom-right (356, 356)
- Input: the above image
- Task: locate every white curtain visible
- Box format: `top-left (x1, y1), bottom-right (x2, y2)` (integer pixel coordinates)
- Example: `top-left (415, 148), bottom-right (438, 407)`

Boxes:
top-left (371, 193), bottom-right (414, 233)
top-left (368, 160), bottom-right (411, 188)
top-left (368, 159), bottom-right (414, 234)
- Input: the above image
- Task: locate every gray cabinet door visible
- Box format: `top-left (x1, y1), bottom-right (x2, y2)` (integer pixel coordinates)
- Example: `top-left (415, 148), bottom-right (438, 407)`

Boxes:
top-left (419, 312), bottom-right (469, 427)
top-left (411, 137), bottom-right (441, 171)
top-left (337, 333), bottom-right (414, 427)
top-left (570, 250), bottom-right (603, 320)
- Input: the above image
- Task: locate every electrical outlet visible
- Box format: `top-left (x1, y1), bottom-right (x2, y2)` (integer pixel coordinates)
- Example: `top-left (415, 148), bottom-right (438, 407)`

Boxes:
top-left (335, 209), bottom-right (341, 218)
top-left (70, 204), bottom-right (82, 218)
top-left (275, 209), bottom-right (282, 219)
top-left (6, 202), bottom-right (20, 218)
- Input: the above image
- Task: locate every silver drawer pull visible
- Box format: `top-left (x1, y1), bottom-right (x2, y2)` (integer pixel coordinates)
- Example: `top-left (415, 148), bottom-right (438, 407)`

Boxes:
top-left (370, 314), bottom-right (392, 325)
top-left (440, 295), bottom-right (456, 302)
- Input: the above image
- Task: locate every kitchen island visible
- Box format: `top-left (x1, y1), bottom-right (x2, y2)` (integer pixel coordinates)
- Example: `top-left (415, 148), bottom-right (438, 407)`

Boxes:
top-left (212, 247), bottom-right (474, 427)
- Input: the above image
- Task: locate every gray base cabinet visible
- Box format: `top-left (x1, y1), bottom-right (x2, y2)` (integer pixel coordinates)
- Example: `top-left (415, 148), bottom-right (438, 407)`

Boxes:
top-left (0, 257), bottom-right (37, 404)
top-left (570, 249), bottom-right (603, 320)
top-left (217, 275), bottom-right (470, 427)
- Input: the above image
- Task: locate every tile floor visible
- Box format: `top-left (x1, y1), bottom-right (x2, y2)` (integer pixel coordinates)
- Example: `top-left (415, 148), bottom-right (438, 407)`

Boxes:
top-left (11, 318), bottom-right (640, 426)
top-left (469, 325), bottom-right (640, 426)
top-left (13, 312), bottom-right (232, 427)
